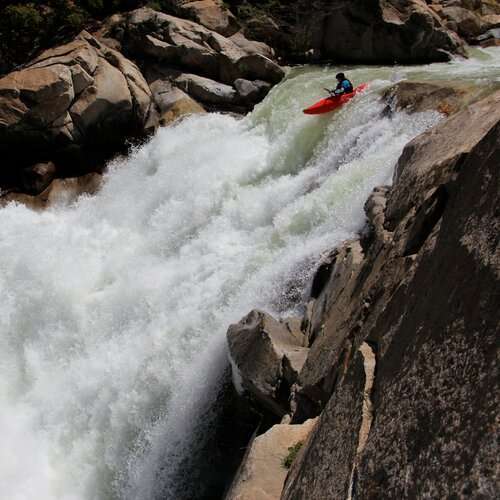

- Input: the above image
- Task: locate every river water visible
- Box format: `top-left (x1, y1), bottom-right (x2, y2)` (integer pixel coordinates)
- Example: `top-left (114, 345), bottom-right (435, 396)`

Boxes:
top-left (1, 47), bottom-right (499, 500)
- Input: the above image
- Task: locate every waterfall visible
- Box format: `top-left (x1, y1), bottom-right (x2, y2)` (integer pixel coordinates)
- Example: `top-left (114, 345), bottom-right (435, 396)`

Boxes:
top-left (1, 47), bottom-right (499, 500)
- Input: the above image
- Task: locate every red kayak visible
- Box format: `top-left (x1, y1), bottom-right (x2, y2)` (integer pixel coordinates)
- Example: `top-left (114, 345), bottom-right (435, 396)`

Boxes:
top-left (303, 83), bottom-right (368, 115)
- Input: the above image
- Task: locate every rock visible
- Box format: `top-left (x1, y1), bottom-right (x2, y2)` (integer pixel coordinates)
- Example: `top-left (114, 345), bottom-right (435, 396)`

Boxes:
top-left (232, 54), bottom-right (284, 85)
top-left (20, 162), bottom-right (57, 195)
top-left (475, 27), bottom-right (500, 46)
top-left (234, 78), bottom-right (271, 105)
top-left (225, 418), bottom-right (317, 500)
top-left (441, 6), bottom-right (485, 39)
top-left (159, 94), bottom-right (205, 126)
top-left (481, 14), bottom-right (500, 30)
top-left (387, 90), bottom-right (500, 227)
top-left (180, 0), bottom-right (240, 37)
top-left (113, 8), bottom-right (282, 86)
top-left (229, 31), bottom-right (275, 59)
top-left (0, 172), bottom-right (102, 210)
top-left (382, 80), bottom-right (486, 116)
top-left (227, 310), bottom-right (309, 417)
top-left (148, 78), bottom-right (206, 126)
top-left (0, 31), bottom-right (156, 191)
top-left (175, 72), bottom-right (238, 105)
top-left (321, 0), bottom-right (464, 63)
top-left (281, 91), bottom-right (500, 498)
top-left (480, 0), bottom-right (500, 16)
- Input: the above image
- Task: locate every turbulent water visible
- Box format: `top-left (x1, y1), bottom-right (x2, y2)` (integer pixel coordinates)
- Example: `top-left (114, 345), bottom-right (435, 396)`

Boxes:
top-left (1, 47), bottom-right (499, 500)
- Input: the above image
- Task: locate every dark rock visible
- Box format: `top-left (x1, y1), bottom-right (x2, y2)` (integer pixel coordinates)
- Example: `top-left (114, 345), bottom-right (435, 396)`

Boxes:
top-left (20, 162), bottom-right (57, 195)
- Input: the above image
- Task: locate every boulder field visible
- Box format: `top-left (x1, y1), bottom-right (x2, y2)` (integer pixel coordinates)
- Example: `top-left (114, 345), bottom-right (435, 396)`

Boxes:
top-left (0, 5), bottom-right (282, 196)
top-left (226, 89), bottom-right (500, 498)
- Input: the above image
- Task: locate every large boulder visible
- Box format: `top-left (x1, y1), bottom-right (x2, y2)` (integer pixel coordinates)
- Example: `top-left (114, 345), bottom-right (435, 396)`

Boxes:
top-left (227, 310), bottom-right (309, 418)
top-left (0, 31), bottom-right (156, 190)
top-left (179, 0), bottom-right (240, 37)
top-left (174, 72), bottom-right (238, 105)
top-left (113, 8), bottom-right (283, 86)
top-left (281, 91), bottom-right (500, 499)
top-left (321, 0), bottom-right (465, 63)
top-left (382, 80), bottom-right (487, 115)
top-left (441, 5), bottom-right (485, 39)
top-left (148, 78), bottom-right (206, 126)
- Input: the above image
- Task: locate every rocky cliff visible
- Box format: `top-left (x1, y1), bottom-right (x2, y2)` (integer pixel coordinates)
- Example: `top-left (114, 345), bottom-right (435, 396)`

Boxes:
top-left (227, 89), bottom-right (500, 498)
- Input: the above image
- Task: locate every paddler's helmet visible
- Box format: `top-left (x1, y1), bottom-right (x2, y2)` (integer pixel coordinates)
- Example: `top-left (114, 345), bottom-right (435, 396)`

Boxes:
top-left (336, 72), bottom-right (345, 81)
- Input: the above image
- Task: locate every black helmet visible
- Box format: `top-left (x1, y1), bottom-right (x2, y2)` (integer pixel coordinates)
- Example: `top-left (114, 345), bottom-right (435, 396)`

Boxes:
top-left (336, 72), bottom-right (345, 80)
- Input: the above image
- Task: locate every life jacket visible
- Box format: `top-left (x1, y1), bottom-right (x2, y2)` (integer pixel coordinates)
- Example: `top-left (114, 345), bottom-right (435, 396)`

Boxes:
top-left (339, 79), bottom-right (354, 94)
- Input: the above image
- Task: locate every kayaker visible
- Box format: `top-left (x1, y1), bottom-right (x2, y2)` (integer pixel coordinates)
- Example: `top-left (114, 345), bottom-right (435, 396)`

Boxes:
top-left (326, 73), bottom-right (354, 96)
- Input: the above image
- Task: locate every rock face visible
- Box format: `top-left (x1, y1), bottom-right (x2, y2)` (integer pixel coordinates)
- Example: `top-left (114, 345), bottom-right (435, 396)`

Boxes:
top-left (227, 310), bottom-right (309, 418)
top-left (322, 0), bottom-right (464, 63)
top-left (0, 31), bottom-right (155, 190)
top-left (226, 418), bottom-right (317, 500)
top-left (280, 90), bottom-right (500, 499)
top-left (234, 0), bottom-right (465, 63)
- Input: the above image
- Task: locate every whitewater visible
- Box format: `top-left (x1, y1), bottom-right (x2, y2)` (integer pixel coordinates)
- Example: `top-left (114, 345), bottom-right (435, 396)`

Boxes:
top-left (1, 47), bottom-right (500, 500)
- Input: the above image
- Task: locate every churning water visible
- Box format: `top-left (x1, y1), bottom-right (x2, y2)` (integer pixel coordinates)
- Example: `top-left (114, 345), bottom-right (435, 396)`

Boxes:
top-left (1, 48), bottom-right (499, 500)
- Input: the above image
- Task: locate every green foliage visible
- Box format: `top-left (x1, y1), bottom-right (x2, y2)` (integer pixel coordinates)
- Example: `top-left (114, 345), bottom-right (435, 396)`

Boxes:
top-left (0, 1), bottom-right (146, 74)
top-left (281, 441), bottom-right (303, 469)
top-left (0, 4), bottom-right (43, 71)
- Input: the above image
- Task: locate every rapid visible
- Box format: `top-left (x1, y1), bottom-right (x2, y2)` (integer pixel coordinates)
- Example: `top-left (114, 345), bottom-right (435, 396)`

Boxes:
top-left (1, 47), bottom-right (500, 500)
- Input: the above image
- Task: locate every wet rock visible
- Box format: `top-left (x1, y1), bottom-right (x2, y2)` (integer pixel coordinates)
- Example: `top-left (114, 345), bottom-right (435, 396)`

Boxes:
top-left (226, 418), bottom-right (317, 500)
top-left (227, 310), bottom-right (308, 418)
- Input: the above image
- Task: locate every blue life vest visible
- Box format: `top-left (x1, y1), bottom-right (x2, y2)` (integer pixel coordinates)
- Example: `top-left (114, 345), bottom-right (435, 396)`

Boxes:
top-left (339, 79), bottom-right (354, 94)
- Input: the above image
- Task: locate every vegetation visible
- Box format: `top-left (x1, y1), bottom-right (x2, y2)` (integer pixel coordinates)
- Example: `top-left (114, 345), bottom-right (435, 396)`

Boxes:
top-left (0, 1), bottom-right (146, 74)
top-left (281, 441), bottom-right (303, 469)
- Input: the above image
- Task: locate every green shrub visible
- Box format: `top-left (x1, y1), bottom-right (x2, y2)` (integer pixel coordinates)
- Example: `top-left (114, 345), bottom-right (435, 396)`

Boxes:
top-left (0, 4), bottom-right (43, 70)
top-left (281, 441), bottom-right (303, 469)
